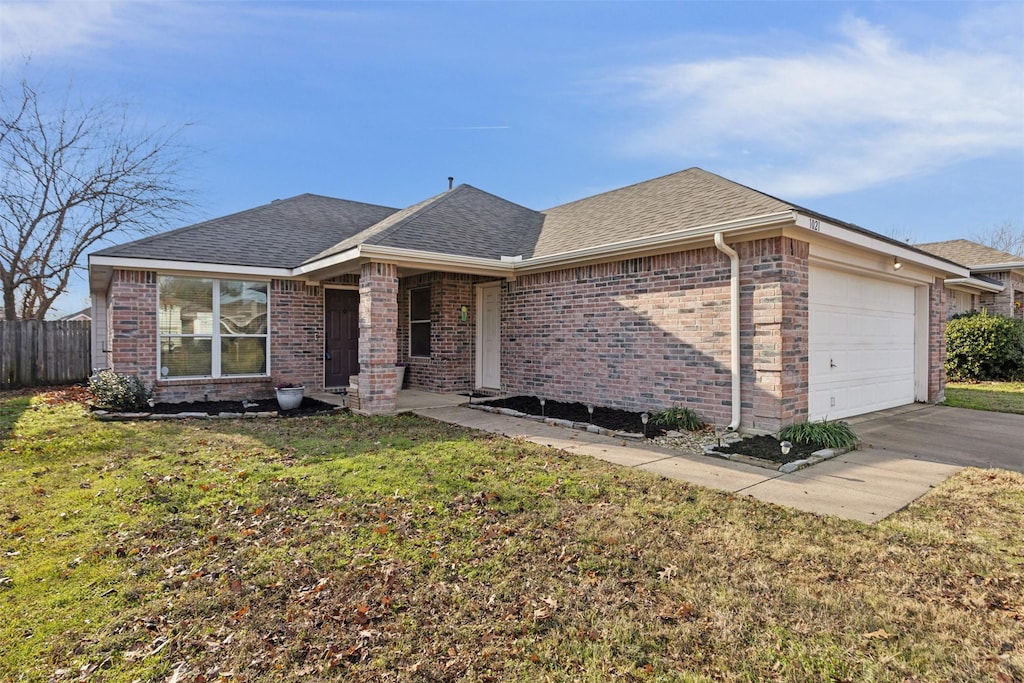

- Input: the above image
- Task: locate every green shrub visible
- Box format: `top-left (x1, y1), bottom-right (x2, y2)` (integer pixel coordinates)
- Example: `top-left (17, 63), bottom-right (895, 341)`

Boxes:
top-left (945, 310), bottom-right (1024, 381)
top-left (779, 419), bottom-right (858, 451)
top-left (649, 406), bottom-right (705, 431)
top-left (88, 370), bottom-right (153, 411)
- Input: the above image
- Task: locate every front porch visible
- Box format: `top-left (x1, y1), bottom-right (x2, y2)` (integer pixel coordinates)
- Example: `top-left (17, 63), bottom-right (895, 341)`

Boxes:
top-left (316, 260), bottom-right (508, 415)
top-left (309, 388), bottom-right (472, 414)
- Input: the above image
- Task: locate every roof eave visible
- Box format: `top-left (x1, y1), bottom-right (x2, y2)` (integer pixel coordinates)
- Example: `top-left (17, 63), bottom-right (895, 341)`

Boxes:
top-left (968, 263), bottom-right (1024, 275)
top-left (518, 211), bottom-right (797, 273)
top-left (944, 277), bottom-right (1005, 293)
top-left (295, 244), bottom-right (517, 279)
top-left (88, 254), bottom-right (294, 293)
top-left (790, 212), bottom-right (971, 277)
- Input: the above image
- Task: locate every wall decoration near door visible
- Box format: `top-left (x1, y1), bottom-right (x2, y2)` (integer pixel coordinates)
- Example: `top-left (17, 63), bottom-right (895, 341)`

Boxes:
top-left (325, 289), bottom-right (359, 388)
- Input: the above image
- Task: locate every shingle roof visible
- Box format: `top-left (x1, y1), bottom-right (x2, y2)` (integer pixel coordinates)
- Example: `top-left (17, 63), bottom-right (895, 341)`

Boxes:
top-left (93, 168), bottom-right (943, 272)
top-left (93, 194), bottom-right (398, 268)
top-left (533, 168), bottom-right (793, 258)
top-left (915, 239), bottom-right (1024, 267)
top-left (309, 185), bottom-right (543, 263)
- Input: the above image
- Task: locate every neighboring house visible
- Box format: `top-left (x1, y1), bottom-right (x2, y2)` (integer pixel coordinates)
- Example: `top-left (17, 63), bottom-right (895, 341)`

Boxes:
top-left (88, 168), bottom-right (968, 430)
top-left (59, 307), bottom-right (92, 322)
top-left (915, 239), bottom-right (1024, 320)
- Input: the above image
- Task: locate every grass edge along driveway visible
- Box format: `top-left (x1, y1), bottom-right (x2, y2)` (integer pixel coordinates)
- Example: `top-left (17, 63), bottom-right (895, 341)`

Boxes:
top-left (1, 388), bottom-right (1022, 682)
top-left (944, 381), bottom-right (1024, 415)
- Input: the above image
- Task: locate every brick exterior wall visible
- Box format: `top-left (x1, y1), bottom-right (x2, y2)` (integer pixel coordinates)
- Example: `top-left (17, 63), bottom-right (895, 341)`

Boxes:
top-left (928, 277), bottom-right (947, 403)
top-left (109, 269), bottom-right (158, 386)
top-left (269, 279), bottom-right (324, 391)
top-left (739, 238), bottom-right (810, 431)
top-left (106, 269), bottom-right (326, 404)
top-left (397, 272), bottom-right (494, 392)
top-left (501, 237), bottom-right (810, 430)
top-left (978, 270), bottom-right (1024, 319)
top-left (356, 261), bottom-right (399, 414)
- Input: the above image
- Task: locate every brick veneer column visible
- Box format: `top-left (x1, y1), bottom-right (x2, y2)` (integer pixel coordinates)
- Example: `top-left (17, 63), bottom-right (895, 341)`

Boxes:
top-left (109, 269), bottom-right (158, 385)
top-left (357, 261), bottom-right (399, 414)
top-left (738, 237), bottom-right (810, 432)
top-left (928, 277), bottom-right (947, 403)
top-left (269, 279), bottom-right (324, 391)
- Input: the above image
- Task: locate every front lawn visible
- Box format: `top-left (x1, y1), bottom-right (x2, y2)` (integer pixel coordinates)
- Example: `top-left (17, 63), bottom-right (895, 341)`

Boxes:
top-left (944, 381), bottom-right (1024, 415)
top-left (1, 389), bottom-right (1022, 682)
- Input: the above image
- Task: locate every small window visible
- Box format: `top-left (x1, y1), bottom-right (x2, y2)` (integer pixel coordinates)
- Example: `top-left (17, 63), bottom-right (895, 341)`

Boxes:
top-left (410, 287), bottom-right (431, 357)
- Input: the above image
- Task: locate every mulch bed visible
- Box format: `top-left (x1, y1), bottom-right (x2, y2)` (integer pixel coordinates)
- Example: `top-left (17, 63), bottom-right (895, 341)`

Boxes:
top-left (131, 397), bottom-right (337, 417)
top-left (478, 395), bottom-right (835, 466)
top-left (478, 396), bottom-right (669, 436)
top-left (713, 434), bottom-right (824, 464)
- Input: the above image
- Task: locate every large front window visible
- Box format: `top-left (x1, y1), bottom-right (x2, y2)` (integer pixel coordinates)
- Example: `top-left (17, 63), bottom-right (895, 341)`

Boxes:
top-left (158, 276), bottom-right (268, 378)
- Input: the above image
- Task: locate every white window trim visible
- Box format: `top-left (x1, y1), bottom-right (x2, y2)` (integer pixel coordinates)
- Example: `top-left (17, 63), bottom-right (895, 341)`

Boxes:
top-left (157, 276), bottom-right (272, 380)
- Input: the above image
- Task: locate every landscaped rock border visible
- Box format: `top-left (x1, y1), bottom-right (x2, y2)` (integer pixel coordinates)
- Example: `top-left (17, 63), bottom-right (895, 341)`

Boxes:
top-left (469, 402), bottom-right (857, 473)
top-left (467, 403), bottom-right (650, 440)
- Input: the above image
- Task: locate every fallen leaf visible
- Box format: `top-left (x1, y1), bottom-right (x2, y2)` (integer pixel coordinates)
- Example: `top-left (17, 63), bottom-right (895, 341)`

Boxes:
top-left (862, 628), bottom-right (894, 640)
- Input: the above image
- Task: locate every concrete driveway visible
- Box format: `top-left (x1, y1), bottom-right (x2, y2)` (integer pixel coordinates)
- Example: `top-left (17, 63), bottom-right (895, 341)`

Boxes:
top-left (848, 404), bottom-right (1024, 473)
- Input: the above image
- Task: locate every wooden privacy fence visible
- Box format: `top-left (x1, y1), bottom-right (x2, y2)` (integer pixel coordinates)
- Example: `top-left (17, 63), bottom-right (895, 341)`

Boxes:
top-left (0, 320), bottom-right (92, 389)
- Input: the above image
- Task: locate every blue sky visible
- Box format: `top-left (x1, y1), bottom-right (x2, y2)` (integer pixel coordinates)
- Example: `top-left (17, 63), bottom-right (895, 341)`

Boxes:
top-left (2, 1), bottom-right (1022, 317)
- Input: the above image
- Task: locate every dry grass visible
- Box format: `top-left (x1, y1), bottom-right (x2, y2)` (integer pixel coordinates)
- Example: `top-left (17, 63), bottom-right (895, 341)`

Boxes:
top-left (1, 388), bottom-right (1022, 682)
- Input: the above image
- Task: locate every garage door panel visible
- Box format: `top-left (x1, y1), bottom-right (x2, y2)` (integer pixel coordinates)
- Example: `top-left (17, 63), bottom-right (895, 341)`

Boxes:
top-left (809, 267), bottom-right (916, 421)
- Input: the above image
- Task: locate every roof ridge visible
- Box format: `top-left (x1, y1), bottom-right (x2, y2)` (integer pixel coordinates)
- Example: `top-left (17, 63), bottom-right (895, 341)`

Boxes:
top-left (302, 187), bottom-right (457, 264)
top-left (542, 167), bottom-right (704, 213)
top-left (93, 193), bottom-right (398, 257)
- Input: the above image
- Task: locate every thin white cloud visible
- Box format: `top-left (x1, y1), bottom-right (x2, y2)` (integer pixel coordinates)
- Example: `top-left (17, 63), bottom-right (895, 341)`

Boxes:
top-left (0, 1), bottom-right (123, 61)
top-left (614, 12), bottom-right (1024, 198)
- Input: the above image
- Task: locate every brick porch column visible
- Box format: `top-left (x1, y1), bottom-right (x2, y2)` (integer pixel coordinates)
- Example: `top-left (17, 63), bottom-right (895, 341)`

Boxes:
top-left (356, 261), bottom-right (399, 415)
top-left (927, 277), bottom-right (947, 403)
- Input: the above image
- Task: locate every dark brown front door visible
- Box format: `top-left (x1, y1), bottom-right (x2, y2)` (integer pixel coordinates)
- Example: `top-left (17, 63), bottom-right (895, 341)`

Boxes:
top-left (325, 289), bottom-right (359, 387)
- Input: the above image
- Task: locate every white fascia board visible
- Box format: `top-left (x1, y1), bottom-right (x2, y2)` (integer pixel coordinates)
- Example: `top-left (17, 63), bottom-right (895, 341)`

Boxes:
top-left (295, 245), bottom-right (516, 278)
top-left (88, 255), bottom-right (293, 279)
top-left (516, 211), bottom-right (796, 273)
top-left (791, 212), bottom-right (970, 277)
top-left (944, 277), bottom-right (1005, 293)
top-left (291, 247), bottom-right (362, 277)
top-left (968, 263), bottom-right (1024, 274)
top-left (364, 245), bottom-right (517, 277)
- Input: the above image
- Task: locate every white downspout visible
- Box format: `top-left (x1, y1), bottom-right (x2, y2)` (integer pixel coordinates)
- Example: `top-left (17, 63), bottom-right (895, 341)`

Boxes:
top-left (714, 232), bottom-right (741, 431)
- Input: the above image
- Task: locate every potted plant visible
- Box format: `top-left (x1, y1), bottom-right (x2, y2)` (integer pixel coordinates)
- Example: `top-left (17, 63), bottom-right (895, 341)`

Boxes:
top-left (395, 362), bottom-right (409, 390)
top-left (274, 380), bottom-right (304, 411)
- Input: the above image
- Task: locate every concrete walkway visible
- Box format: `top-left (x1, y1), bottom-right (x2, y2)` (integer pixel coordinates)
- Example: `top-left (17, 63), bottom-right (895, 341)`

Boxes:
top-left (413, 405), bottom-right (962, 524)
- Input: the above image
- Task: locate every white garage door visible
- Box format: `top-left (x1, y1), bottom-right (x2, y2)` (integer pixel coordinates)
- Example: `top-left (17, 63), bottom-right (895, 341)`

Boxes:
top-left (808, 266), bottom-right (916, 421)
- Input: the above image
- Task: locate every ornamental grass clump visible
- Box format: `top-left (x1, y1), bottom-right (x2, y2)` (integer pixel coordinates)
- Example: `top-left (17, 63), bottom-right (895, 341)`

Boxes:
top-left (649, 406), bottom-right (705, 432)
top-left (779, 419), bottom-right (858, 451)
top-left (88, 370), bottom-right (153, 411)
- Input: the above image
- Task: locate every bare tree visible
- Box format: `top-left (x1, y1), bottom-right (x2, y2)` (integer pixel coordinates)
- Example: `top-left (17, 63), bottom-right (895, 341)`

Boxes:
top-left (883, 226), bottom-right (917, 245)
top-left (971, 220), bottom-right (1024, 258)
top-left (0, 78), bottom-right (192, 320)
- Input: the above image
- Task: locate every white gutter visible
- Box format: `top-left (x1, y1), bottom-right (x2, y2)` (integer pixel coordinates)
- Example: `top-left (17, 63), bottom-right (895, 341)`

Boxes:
top-left (969, 262), bottom-right (1024, 271)
top-left (88, 255), bottom-right (294, 279)
top-left (944, 277), bottom-right (1004, 293)
top-left (713, 232), bottom-right (741, 432)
